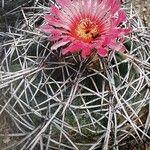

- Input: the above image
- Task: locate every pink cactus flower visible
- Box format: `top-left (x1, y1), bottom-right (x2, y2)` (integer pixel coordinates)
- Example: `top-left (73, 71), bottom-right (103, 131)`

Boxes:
top-left (41, 0), bottom-right (131, 58)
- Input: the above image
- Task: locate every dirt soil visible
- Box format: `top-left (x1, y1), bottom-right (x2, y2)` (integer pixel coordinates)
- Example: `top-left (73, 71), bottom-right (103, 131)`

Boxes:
top-left (131, 0), bottom-right (150, 27)
top-left (0, 113), bottom-right (17, 150)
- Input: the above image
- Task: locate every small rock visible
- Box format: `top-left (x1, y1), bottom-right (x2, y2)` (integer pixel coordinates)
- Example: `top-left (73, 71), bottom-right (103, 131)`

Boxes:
top-left (3, 136), bottom-right (10, 144)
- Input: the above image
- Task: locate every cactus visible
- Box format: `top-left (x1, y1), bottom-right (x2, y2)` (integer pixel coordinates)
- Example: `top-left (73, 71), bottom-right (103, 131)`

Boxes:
top-left (0, 1), bottom-right (150, 150)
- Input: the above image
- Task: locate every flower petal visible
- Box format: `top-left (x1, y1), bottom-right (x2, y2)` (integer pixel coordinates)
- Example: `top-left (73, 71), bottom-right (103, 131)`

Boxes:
top-left (97, 47), bottom-right (108, 57)
top-left (108, 41), bottom-right (126, 52)
top-left (56, 0), bottom-right (70, 7)
top-left (81, 47), bottom-right (91, 58)
top-left (62, 41), bottom-right (82, 55)
top-left (40, 0), bottom-right (131, 58)
top-left (51, 41), bottom-right (70, 50)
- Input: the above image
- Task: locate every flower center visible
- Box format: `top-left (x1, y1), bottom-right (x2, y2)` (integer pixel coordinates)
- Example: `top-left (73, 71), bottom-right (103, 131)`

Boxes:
top-left (75, 19), bottom-right (99, 43)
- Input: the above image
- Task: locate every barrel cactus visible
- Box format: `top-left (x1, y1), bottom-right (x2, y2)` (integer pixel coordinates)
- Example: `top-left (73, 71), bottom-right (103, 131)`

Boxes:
top-left (0, 0), bottom-right (150, 149)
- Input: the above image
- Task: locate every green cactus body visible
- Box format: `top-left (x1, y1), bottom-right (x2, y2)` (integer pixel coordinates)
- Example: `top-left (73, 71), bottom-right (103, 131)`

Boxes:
top-left (0, 1), bottom-right (150, 150)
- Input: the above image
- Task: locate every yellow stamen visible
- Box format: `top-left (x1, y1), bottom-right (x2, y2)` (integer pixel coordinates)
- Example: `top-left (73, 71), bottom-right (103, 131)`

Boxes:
top-left (75, 19), bottom-right (99, 42)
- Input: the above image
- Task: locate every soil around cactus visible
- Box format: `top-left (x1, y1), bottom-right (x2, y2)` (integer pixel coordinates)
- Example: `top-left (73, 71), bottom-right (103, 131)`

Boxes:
top-left (132, 0), bottom-right (150, 27)
top-left (0, 113), bottom-right (17, 149)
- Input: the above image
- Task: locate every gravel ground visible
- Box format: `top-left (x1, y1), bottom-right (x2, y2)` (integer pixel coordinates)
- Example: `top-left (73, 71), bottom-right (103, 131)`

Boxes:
top-left (131, 0), bottom-right (150, 27)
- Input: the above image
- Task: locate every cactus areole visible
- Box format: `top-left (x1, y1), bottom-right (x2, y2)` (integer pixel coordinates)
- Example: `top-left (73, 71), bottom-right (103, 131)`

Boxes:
top-left (41, 0), bottom-right (131, 58)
